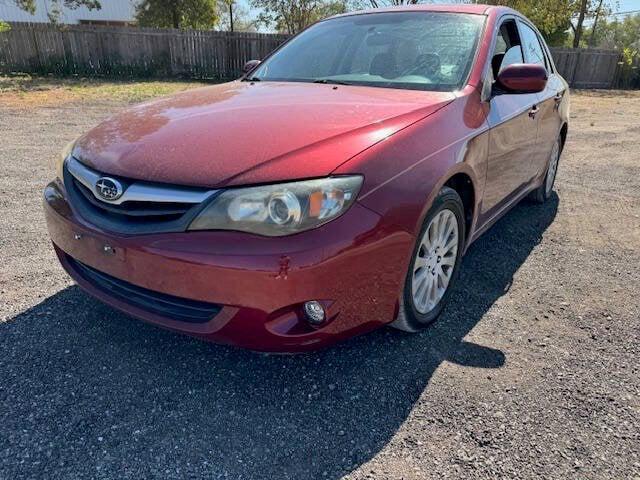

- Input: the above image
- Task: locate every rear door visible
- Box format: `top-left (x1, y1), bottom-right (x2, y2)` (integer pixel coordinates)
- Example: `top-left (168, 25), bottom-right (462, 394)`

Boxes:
top-left (517, 19), bottom-right (564, 179)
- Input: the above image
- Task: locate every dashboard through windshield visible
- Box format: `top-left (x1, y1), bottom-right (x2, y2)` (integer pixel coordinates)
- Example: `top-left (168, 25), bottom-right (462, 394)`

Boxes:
top-left (249, 12), bottom-right (485, 92)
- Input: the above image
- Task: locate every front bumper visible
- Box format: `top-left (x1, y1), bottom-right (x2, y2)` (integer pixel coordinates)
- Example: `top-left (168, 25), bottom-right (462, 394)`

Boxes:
top-left (44, 181), bottom-right (413, 352)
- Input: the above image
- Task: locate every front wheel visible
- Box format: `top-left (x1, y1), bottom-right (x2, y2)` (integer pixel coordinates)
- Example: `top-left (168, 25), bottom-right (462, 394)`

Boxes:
top-left (391, 187), bottom-right (465, 332)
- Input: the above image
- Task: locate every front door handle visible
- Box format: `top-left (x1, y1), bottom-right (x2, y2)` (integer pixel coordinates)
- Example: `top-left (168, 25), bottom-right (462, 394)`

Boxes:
top-left (528, 105), bottom-right (539, 119)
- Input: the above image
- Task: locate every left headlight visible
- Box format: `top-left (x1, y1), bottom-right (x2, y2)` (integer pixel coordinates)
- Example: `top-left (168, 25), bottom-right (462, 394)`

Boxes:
top-left (188, 176), bottom-right (363, 237)
top-left (52, 138), bottom-right (77, 183)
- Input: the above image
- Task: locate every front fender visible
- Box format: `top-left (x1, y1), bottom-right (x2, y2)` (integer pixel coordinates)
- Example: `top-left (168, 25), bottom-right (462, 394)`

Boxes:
top-left (336, 87), bottom-right (489, 244)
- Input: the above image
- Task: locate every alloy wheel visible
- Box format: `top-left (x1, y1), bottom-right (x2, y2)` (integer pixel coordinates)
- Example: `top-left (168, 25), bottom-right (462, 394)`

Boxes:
top-left (411, 209), bottom-right (459, 314)
top-left (545, 139), bottom-right (560, 195)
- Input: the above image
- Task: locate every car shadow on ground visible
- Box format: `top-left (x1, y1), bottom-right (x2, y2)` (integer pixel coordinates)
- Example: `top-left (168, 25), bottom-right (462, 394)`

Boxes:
top-left (1, 195), bottom-right (558, 479)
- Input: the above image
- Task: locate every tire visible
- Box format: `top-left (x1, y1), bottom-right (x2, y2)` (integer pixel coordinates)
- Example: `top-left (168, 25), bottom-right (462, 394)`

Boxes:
top-left (391, 186), bottom-right (466, 332)
top-left (529, 134), bottom-right (562, 204)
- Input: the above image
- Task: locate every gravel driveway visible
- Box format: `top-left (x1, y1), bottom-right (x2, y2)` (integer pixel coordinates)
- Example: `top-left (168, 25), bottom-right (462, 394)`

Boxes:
top-left (1, 85), bottom-right (639, 479)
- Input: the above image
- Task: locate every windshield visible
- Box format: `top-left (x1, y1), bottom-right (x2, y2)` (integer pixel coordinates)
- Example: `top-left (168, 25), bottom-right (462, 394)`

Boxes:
top-left (250, 12), bottom-right (485, 92)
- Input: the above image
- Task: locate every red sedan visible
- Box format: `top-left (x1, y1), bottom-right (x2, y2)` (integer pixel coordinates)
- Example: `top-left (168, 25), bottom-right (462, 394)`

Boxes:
top-left (44, 4), bottom-right (569, 352)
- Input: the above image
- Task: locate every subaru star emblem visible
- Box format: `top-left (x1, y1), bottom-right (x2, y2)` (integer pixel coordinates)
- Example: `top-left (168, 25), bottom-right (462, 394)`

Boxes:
top-left (95, 177), bottom-right (123, 201)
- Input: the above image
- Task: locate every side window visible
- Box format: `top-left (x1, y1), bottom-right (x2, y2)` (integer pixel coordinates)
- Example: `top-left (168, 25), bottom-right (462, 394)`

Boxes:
top-left (539, 36), bottom-right (555, 73)
top-left (502, 46), bottom-right (524, 68)
top-left (490, 19), bottom-right (524, 80)
top-left (518, 21), bottom-right (547, 69)
top-left (494, 33), bottom-right (508, 56)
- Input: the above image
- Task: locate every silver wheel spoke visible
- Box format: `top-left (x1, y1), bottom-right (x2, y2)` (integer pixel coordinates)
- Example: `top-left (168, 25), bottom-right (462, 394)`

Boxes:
top-left (438, 268), bottom-right (450, 289)
top-left (418, 276), bottom-right (431, 310)
top-left (413, 269), bottom-right (427, 296)
top-left (442, 233), bottom-right (457, 254)
top-left (428, 222), bottom-right (437, 248)
top-left (437, 213), bottom-right (447, 241)
top-left (411, 208), bottom-right (460, 315)
top-left (429, 274), bottom-right (438, 303)
top-left (413, 258), bottom-right (426, 273)
top-left (440, 255), bottom-right (456, 267)
top-left (440, 217), bottom-right (453, 244)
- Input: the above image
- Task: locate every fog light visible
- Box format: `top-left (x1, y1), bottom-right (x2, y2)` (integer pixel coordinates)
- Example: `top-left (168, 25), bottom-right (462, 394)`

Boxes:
top-left (304, 301), bottom-right (325, 325)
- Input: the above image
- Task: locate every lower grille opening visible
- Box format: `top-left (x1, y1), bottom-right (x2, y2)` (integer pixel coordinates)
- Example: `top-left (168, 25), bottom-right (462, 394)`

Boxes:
top-left (69, 257), bottom-right (222, 323)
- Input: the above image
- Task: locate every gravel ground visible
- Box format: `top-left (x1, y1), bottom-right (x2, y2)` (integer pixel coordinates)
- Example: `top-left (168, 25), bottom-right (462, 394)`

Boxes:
top-left (1, 85), bottom-right (639, 479)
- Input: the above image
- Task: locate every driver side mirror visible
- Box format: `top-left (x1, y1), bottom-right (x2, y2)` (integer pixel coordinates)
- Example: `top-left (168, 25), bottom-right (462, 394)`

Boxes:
top-left (243, 59), bottom-right (261, 74)
top-left (495, 63), bottom-right (548, 94)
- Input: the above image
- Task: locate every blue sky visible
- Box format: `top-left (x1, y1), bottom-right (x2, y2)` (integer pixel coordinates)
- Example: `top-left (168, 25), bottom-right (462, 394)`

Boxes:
top-left (618, 0), bottom-right (640, 12)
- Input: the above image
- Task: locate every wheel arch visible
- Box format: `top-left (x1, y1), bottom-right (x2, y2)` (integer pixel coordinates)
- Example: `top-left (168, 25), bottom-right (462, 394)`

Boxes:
top-left (443, 172), bottom-right (475, 240)
top-left (560, 122), bottom-right (568, 151)
top-left (411, 164), bottom-right (480, 249)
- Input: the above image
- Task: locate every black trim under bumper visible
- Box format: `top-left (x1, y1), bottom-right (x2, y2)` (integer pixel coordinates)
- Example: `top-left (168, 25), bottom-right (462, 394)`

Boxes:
top-left (68, 256), bottom-right (222, 324)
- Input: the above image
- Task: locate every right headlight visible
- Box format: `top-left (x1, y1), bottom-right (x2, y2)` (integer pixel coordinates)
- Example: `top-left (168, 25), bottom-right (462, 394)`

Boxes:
top-left (51, 138), bottom-right (77, 183)
top-left (188, 176), bottom-right (363, 237)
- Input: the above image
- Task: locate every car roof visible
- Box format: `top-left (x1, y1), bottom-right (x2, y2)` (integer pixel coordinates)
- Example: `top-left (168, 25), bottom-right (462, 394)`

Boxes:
top-left (332, 4), bottom-right (514, 19)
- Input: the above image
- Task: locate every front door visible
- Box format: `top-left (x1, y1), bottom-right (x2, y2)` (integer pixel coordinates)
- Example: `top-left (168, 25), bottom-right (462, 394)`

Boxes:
top-left (517, 19), bottom-right (566, 179)
top-left (482, 90), bottom-right (541, 215)
top-left (480, 18), bottom-right (541, 219)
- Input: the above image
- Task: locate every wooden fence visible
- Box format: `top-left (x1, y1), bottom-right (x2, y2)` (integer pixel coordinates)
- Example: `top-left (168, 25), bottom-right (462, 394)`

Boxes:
top-left (0, 22), bottom-right (289, 79)
top-left (550, 47), bottom-right (624, 89)
top-left (0, 22), bottom-right (634, 88)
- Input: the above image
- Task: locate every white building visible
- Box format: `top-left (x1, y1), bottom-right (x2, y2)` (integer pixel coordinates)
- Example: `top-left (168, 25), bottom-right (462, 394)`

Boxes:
top-left (0, 0), bottom-right (138, 25)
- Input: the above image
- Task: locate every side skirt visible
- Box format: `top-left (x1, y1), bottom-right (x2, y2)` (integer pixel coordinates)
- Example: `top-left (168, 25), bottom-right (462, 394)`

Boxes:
top-left (464, 179), bottom-right (543, 253)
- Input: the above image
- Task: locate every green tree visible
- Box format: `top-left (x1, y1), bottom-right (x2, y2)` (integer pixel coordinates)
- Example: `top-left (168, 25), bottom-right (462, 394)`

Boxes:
top-left (571, 0), bottom-right (589, 47)
top-left (568, 0), bottom-right (617, 48)
top-left (251, 0), bottom-right (346, 34)
top-left (585, 13), bottom-right (640, 50)
top-left (136, 0), bottom-right (219, 29)
top-left (587, 0), bottom-right (607, 46)
top-left (483, 0), bottom-right (574, 46)
top-left (364, 0), bottom-right (418, 7)
top-left (482, 0), bottom-right (623, 48)
top-left (218, 0), bottom-right (256, 32)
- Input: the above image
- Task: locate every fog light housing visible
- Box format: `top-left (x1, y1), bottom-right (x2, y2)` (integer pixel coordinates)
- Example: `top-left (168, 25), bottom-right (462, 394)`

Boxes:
top-left (303, 301), bottom-right (325, 325)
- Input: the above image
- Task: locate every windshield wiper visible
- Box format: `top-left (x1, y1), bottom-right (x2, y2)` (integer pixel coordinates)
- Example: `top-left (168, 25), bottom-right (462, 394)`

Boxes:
top-left (242, 76), bottom-right (261, 82)
top-left (313, 78), bottom-right (351, 85)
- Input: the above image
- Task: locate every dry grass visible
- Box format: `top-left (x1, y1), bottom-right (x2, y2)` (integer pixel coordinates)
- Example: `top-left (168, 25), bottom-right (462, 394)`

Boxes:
top-left (0, 74), bottom-right (209, 108)
top-left (571, 89), bottom-right (640, 99)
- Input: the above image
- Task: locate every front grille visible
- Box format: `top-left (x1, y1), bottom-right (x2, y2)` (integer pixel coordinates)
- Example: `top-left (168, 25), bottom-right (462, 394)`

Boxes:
top-left (73, 179), bottom-right (189, 222)
top-left (69, 257), bottom-right (222, 323)
top-left (64, 157), bottom-right (218, 235)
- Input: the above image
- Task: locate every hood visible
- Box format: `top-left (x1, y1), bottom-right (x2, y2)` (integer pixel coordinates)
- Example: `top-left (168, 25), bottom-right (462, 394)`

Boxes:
top-left (73, 81), bottom-right (454, 188)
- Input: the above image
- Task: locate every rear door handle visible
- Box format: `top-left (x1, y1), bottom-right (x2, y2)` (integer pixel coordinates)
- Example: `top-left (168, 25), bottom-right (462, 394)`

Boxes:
top-left (553, 92), bottom-right (563, 110)
top-left (528, 105), bottom-right (539, 119)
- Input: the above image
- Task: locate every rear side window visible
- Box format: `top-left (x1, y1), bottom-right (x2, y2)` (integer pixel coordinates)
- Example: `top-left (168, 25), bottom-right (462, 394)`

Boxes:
top-left (518, 21), bottom-right (547, 69)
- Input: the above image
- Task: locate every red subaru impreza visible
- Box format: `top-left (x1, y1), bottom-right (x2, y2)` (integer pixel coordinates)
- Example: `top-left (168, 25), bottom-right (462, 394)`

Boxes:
top-left (44, 4), bottom-right (568, 352)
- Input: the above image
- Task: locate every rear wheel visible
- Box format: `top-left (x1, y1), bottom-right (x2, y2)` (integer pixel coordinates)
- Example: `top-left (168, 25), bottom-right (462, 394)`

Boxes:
top-left (530, 135), bottom-right (561, 203)
top-left (392, 187), bottom-right (465, 332)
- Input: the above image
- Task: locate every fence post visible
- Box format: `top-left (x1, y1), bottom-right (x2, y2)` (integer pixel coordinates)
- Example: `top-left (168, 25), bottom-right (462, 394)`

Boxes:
top-left (30, 24), bottom-right (42, 72)
top-left (569, 49), bottom-right (581, 88)
top-left (61, 26), bottom-right (74, 74)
